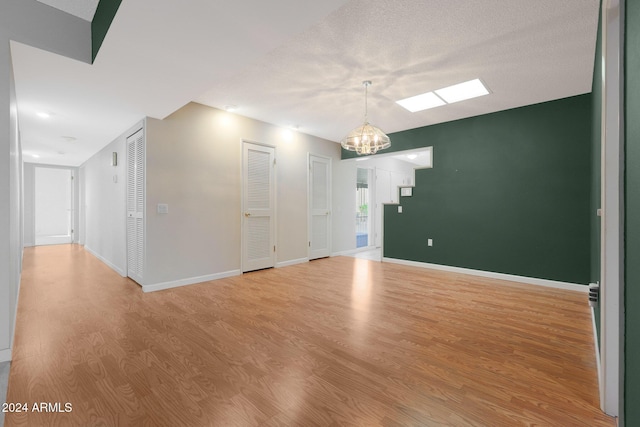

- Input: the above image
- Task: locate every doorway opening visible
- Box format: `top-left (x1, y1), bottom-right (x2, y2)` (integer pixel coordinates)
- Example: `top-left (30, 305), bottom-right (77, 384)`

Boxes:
top-left (356, 168), bottom-right (372, 248)
top-left (35, 167), bottom-right (74, 246)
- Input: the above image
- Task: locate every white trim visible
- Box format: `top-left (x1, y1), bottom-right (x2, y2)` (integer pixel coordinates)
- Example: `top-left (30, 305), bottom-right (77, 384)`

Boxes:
top-left (382, 257), bottom-right (588, 292)
top-left (276, 257), bottom-right (309, 268)
top-left (599, 0), bottom-right (623, 416)
top-left (142, 270), bottom-right (241, 293)
top-left (592, 306), bottom-right (602, 392)
top-left (0, 349), bottom-right (11, 363)
top-left (10, 270), bottom-right (21, 349)
top-left (84, 245), bottom-right (126, 277)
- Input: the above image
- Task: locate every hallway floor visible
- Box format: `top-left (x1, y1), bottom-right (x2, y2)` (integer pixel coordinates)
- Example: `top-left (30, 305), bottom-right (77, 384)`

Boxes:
top-left (5, 244), bottom-right (614, 426)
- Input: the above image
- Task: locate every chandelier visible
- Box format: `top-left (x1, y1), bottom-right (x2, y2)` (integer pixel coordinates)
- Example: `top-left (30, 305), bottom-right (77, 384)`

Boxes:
top-left (341, 81), bottom-right (391, 155)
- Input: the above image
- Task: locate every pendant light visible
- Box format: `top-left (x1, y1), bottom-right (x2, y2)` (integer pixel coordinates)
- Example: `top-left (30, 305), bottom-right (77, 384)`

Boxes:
top-left (341, 80), bottom-right (391, 155)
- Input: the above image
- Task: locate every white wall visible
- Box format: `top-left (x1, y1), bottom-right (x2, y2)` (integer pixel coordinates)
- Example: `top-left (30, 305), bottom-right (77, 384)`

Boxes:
top-left (0, 0), bottom-right (93, 363)
top-left (0, 39), bottom-right (22, 362)
top-left (79, 122), bottom-right (138, 277)
top-left (144, 103), bottom-right (343, 287)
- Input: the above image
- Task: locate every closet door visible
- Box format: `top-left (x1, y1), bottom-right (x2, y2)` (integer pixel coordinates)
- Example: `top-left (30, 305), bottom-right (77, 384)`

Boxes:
top-left (242, 142), bottom-right (276, 272)
top-left (126, 128), bottom-right (144, 283)
top-left (308, 154), bottom-right (331, 260)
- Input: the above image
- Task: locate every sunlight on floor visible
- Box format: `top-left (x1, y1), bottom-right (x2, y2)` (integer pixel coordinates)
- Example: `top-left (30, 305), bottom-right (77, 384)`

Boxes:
top-left (347, 248), bottom-right (381, 261)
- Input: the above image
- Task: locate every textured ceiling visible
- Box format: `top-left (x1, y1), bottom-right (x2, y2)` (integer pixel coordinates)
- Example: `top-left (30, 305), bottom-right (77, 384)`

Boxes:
top-left (197, 0), bottom-right (600, 143)
top-left (36, 0), bottom-right (99, 21)
top-left (13, 0), bottom-right (599, 166)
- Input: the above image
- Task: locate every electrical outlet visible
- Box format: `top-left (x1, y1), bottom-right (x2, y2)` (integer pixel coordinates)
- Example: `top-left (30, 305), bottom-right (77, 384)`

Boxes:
top-left (428, 238), bottom-right (433, 246)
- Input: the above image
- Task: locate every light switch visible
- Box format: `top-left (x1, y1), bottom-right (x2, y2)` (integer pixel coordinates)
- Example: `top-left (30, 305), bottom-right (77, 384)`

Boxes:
top-left (398, 206), bottom-right (403, 213)
top-left (113, 175), bottom-right (118, 183)
top-left (157, 204), bottom-right (169, 214)
top-left (428, 239), bottom-right (433, 247)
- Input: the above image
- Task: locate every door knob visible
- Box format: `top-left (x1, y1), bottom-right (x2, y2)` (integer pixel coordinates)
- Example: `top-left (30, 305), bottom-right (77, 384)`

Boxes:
top-left (244, 212), bottom-right (251, 217)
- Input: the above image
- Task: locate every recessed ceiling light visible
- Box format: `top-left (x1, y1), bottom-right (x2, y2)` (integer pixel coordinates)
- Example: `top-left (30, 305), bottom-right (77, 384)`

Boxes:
top-left (282, 129), bottom-right (294, 141)
top-left (36, 112), bottom-right (50, 119)
top-left (224, 105), bottom-right (238, 112)
top-left (32, 154), bottom-right (40, 158)
top-left (61, 136), bottom-right (77, 142)
top-left (407, 154), bottom-right (418, 160)
top-left (435, 79), bottom-right (489, 104)
top-left (396, 92), bottom-right (445, 113)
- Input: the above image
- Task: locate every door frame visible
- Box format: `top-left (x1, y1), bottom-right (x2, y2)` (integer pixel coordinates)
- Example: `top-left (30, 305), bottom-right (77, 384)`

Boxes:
top-left (240, 139), bottom-right (277, 273)
top-left (599, 0), bottom-right (624, 417)
top-left (33, 165), bottom-right (76, 246)
top-left (125, 127), bottom-right (145, 284)
top-left (307, 153), bottom-right (332, 260)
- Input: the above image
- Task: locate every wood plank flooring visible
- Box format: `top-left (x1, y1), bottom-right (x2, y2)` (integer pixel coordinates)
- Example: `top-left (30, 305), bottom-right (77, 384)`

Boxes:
top-left (6, 245), bottom-right (614, 426)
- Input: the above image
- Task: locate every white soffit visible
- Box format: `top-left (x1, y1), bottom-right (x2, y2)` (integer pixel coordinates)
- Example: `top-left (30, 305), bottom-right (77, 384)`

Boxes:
top-left (392, 150), bottom-right (432, 168)
top-left (36, 0), bottom-right (99, 21)
top-left (12, 0), bottom-right (348, 166)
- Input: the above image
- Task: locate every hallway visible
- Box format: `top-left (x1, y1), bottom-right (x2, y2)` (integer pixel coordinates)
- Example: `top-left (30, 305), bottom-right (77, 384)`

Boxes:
top-left (5, 245), bottom-right (614, 426)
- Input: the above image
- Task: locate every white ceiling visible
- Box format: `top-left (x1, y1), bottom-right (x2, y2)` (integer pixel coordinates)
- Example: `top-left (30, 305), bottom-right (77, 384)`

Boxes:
top-left (36, 0), bottom-right (99, 21)
top-left (12, 0), bottom-right (599, 167)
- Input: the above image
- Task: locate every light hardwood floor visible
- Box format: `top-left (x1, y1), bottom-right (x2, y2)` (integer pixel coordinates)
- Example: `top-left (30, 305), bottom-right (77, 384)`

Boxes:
top-left (6, 245), bottom-right (614, 426)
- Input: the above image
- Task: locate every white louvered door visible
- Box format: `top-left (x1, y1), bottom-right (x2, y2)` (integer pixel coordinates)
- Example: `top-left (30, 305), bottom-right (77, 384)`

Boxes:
top-left (242, 142), bottom-right (275, 272)
top-left (308, 154), bottom-right (331, 260)
top-left (126, 128), bottom-right (144, 283)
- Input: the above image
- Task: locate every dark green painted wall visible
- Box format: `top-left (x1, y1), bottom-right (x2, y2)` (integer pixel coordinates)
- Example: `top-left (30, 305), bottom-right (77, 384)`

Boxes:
top-left (91, 0), bottom-right (122, 63)
top-left (591, 1), bottom-right (603, 345)
top-left (625, 1), bottom-right (640, 424)
top-left (379, 95), bottom-right (592, 284)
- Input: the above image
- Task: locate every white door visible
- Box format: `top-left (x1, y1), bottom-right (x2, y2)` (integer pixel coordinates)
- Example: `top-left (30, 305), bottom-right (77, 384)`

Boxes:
top-left (35, 167), bottom-right (73, 245)
top-left (374, 168), bottom-right (392, 247)
top-left (242, 142), bottom-right (276, 272)
top-left (308, 154), bottom-right (331, 260)
top-left (126, 128), bottom-right (144, 283)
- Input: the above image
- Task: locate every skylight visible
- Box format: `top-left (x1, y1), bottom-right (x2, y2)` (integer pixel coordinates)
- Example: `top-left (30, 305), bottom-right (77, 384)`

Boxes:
top-left (396, 78), bottom-right (490, 112)
top-left (435, 79), bottom-right (489, 104)
top-left (395, 92), bottom-right (445, 113)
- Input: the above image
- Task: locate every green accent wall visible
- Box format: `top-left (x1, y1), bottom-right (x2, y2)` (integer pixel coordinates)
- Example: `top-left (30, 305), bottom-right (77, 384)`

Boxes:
top-left (625, 0), bottom-right (640, 424)
top-left (591, 0), bottom-right (603, 345)
top-left (379, 95), bottom-right (592, 284)
top-left (91, 0), bottom-right (122, 63)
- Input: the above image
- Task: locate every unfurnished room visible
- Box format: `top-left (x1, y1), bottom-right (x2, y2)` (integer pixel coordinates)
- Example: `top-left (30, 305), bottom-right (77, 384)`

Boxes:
top-left (0, 0), bottom-right (638, 426)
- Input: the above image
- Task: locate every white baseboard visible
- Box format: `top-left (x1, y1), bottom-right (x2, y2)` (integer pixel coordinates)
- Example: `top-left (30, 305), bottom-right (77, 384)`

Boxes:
top-left (0, 349), bottom-right (11, 363)
top-left (142, 270), bottom-right (241, 293)
top-left (591, 306), bottom-right (602, 396)
top-left (84, 245), bottom-right (127, 277)
top-left (276, 258), bottom-right (308, 268)
top-left (382, 257), bottom-right (588, 293)
top-left (10, 270), bottom-right (21, 350)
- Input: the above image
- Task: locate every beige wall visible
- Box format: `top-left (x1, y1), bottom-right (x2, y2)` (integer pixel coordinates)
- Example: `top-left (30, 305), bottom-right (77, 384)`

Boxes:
top-left (144, 102), bottom-right (343, 287)
top-left (79, 121), bottom-right (141, 276)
